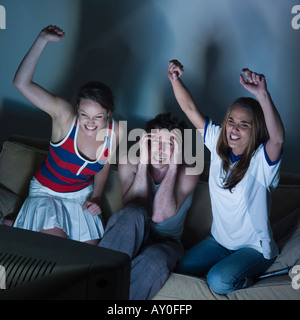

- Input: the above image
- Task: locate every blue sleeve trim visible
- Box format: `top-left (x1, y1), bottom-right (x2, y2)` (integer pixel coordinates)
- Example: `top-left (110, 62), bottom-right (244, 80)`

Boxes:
top-left (203, 116), bottom-right (210, 144)
top-left (263, 140), bottom-right (283, 166)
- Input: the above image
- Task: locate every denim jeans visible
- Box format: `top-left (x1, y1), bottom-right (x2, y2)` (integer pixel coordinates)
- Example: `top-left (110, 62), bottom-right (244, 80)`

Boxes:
top-left (176, 235), bottom-right (275, 295)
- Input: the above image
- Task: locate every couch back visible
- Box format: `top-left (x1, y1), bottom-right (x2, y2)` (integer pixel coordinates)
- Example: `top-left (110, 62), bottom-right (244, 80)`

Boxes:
top-left (1, 137), bottom-right (300, 250)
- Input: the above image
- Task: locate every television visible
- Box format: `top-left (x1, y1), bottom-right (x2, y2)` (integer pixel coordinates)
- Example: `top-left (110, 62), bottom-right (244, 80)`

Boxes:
top-left (0, 225), bottom-right (130, 299)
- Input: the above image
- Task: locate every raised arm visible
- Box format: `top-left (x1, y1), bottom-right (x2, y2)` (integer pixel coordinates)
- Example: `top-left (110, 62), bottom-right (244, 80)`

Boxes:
top-left (168, 60), bottom-right (206, 130)
top-left (240, 69), bottom-right (285, 162)
top-left (118, 133), bottom-right (152, 206)
top-left (152, 131), bottom-right (199, 223)
top-left (118, 161), bottom-right (149, 206)
top-left (13, 25), bottom-right (73, 121)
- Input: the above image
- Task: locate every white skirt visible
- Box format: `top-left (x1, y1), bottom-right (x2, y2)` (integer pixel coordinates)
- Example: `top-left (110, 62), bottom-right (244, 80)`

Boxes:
top-left (13, 178), bottom-right (104, 242)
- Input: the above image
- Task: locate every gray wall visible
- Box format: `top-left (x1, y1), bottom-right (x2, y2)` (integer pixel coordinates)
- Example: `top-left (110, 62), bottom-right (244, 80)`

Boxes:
top-left (0, 0), bottom-right (300, 173)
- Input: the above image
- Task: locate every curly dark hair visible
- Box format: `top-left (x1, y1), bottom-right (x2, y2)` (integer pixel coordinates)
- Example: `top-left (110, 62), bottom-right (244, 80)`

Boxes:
top-left (145, 112), bottom-right (187, 135)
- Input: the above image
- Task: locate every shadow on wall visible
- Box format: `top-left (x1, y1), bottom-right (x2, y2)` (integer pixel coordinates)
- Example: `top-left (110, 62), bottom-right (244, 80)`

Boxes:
top-left (62, 0), bottom-right (146, 110)
top-left (162, 37), bottom-right (224, 155)
top-left (0, 99), bottom-right (52, 147)
top-left (63, 0), bottom-right (174, 123)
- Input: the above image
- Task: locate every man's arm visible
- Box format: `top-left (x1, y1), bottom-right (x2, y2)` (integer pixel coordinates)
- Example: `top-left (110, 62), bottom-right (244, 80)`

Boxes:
top-left (152, 165), bottom-right (199, 223)
top-left (152, 130), bottom-right (199, 223)
top-left (118, 132), bottom-right (153, 206)
top-left (152, 154), bottom-right (199, 223)
top-left (118, 160), bottom-right (149, 206)
top-left (151, 165), bottom-right (177, 223)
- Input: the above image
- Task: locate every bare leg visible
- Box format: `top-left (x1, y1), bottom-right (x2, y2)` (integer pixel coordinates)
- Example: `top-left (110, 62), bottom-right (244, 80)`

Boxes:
top-left (40, 227), bottom-right (67, 238)
top-left (40, 227), bottom-right (100, 245)
top-left (85, 239), bottom-right (100, 245)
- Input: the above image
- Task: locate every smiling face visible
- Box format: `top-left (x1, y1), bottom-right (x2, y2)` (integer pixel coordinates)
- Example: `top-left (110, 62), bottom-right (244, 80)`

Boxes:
top-left (77, 99), bottom-right (110, 137)
top-left (225, 105), bottom-right (253, 156)
top-left (150, 129), bottom-right (175, 168)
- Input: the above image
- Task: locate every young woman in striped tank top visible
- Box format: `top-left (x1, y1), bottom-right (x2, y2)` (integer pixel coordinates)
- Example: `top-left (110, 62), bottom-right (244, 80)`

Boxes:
top-left (13, 25), bottom-right (121, 245)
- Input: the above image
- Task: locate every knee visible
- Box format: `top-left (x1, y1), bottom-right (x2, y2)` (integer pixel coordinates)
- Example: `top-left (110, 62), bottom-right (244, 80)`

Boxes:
top-left (123, 204), bottom-right (147, 217)
top-left (110, 204), bottom-right (148, 225)
top-left (206, 267), bottom-right (251, 295)
top-left (206, 268), bottom-right (233, 295)
top-left (123, 204), bottom-right (149, 227)
top-left (207, 265), bottom-right (240, 295)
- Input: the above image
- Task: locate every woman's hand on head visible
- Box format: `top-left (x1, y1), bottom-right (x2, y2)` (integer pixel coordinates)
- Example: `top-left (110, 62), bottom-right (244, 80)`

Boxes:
top-left (39, 25), bottom-right (65, 43)
top-left (240, 68), bottom-right (267, 97)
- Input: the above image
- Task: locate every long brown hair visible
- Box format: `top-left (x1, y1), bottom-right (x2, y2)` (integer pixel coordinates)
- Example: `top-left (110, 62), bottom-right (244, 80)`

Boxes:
top-left (216, 97), bottom-right (269, 191)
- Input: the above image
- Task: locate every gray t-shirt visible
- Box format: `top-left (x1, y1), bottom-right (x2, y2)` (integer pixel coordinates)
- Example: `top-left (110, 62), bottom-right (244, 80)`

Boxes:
top-left (150, 179), bottom-right (193, 241)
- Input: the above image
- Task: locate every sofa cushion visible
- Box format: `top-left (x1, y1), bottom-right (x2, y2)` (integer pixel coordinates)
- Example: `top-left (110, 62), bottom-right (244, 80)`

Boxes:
top-left (0, 187), bottom-right (23, 224)
top-left (265, 207), bottom-right (300, 273)
top-left (152, 273), bottom-right (228, 300)
top-left (270, 184), bottom-right (300, 224)
top-left (153, 271), bottom-right (299, 300)
top-left (288, 259), bottom-right (300, 284)
top-left (181, 181), bottom-right (212, 249)
top-left (100, 165), bottom-right (123, 223)
top-left (0, 141), bottom-right (47, 198)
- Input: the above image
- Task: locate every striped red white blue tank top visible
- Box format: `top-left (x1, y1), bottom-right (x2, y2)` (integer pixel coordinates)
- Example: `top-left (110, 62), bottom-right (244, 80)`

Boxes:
top-left (35, 116), bottom-right (115, 192)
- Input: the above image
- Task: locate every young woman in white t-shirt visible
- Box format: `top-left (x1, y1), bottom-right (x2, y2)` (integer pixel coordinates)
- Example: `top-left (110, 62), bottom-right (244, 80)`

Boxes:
top-left (167, 60), bottom-right (285, 294)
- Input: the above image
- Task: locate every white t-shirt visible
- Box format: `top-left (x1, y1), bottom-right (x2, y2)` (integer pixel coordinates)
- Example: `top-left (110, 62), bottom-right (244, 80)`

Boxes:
top-left (202, 118), bottom-right (281, 259)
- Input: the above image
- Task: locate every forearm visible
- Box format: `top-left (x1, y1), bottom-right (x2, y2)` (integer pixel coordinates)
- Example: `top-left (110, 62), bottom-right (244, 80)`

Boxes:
top-left (256, 91), bottom-right (285, 144)
top-left (122, 163), bottom-right (149, 206)
top-left (170, 79), bottom-right (206, 130)
top-left (171, 79), bottom-right (197, 113)
top-left (239, 69), bottom-right (284, 145)
top-left (13, 36), bottom-right (48, 89)
top-left (152, 166), bottom-right (178, 223)
top-left (91, 163), bottom-right (110, 199)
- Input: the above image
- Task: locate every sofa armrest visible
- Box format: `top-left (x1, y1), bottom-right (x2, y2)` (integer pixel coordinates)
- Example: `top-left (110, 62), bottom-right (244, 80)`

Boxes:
top-left (0, 141), bottom-right (47, 198)
top-left (0, 187), bottom-right (23, 225)
top-left (8, 135), bottom-right (49, 151)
